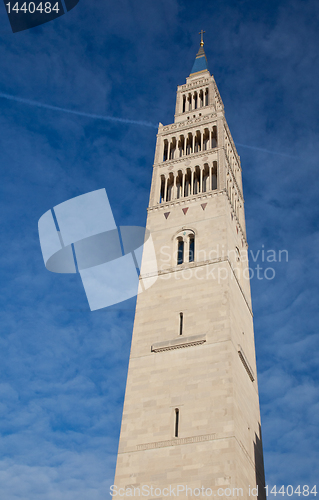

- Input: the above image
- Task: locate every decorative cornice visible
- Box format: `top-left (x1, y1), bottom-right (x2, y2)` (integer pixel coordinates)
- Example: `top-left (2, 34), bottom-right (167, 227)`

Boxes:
top-left (158, 113), bottom-right (218, 135)
top-left (148, 188), bottom-right (220, 211)
top-left (177, 78), bottom-right (210, 92)
top-left (136, 432), bottom-right (217, 451)
top-left (154, 147), bottom-right (219, 170)
top-left (151, 334), bottom-right (206, 353)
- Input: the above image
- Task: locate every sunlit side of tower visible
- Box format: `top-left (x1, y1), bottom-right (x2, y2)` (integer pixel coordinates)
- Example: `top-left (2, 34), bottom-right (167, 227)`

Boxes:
top-left (112, 36), bottom-right (266, 499)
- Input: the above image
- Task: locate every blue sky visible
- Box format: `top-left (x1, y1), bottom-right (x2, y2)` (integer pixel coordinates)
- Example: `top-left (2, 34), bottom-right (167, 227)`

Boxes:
top-left (0, 0), bottom-right (318, 497)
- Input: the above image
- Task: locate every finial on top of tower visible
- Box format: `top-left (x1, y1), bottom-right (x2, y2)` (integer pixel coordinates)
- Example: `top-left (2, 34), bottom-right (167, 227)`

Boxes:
top-left (199, 30), bottom-right (205, 47)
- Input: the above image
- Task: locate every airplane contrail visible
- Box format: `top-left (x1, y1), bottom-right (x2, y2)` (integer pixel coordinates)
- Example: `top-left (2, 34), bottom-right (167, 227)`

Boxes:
top-left (0, 91), bottom-right (158, 129)
top-left (0, 91), bottom-right (298, 158)
top-left (236, 142), bottom-right (297, 159)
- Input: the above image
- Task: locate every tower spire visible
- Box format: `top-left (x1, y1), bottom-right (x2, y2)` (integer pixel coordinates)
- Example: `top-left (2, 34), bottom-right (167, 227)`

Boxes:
top-left (190, 31), bottom-right (209, 76)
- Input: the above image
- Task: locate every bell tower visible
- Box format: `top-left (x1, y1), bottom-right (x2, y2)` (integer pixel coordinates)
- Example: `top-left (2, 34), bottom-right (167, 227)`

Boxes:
top-left (112, 37), bottom-right (266, 499)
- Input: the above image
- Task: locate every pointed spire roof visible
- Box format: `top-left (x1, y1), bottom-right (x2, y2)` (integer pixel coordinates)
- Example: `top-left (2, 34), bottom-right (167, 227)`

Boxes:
top-left (190, 30), bottom-right (209, 76)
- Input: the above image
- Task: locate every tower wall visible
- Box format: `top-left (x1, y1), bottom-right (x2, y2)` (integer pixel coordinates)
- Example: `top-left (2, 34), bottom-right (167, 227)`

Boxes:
top-left (112, 48), bottom-right (265, 500)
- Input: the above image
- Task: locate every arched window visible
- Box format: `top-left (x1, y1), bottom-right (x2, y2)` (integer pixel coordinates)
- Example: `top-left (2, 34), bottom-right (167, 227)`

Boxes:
top-left (194, 131), bottom-right (201, 153)
top-left (194, 92), bottom-right (198, 109)
top-left (159, 175), bottom-right (165, 203)
top-left (166, 173), bottom-right (174, 202)
top-left (189, 236), bottom-right (195, 262)
top-left (176, 171), bottom-right (183, 199)
top-left (199, 90), bottom-right (204, 107)
top-left (212, 126), bottom-right (217, 148)
top-left (177, 239), bottom-right (184, 265)
top-left (163, 140), bottom-right (168, 162)
top-left (169, 137), bottom-right (176, 160)
top-left (202, 163), bottom-right (209, 192)
top-left (175, 230), bottom-right (195, 264)
top-left (203, 128), bottom-right (209, 150)
top-left (184, 168), bottom-right (191, 197)
top-left (182, 95), bottom-right (186, 113)
top-left (193, 166), bottom-right (201, 195)
top-left (205, 88), bottom-right (209, 106)
top-left (178, 135), bottom-right (184, 157)
top-left (186, 133), bottom-right (193, 155)
top-left (212, 161), bottom-right (217, 190)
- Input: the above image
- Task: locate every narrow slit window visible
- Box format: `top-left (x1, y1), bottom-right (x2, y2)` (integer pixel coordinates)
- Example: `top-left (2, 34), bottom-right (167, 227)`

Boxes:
top-left (175, 409), bottom-right (179, 437)
top-left (189, 237), bottom-right (195, 262)
top-left (179, 313), bottom-right (183, 335)
top-left (177, 240), bottom-right (184, 265)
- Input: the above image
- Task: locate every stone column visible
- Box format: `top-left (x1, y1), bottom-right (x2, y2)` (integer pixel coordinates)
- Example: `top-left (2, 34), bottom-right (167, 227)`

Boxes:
top-left (184, 237), bottom-right (190, 263)
top-left (191, 170), bottom-right (194, 195)
top-left (172, 176), bottom-right (176, 201)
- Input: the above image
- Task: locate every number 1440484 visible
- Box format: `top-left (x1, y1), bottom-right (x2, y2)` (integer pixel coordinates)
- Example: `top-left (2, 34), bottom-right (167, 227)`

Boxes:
top-left (6, 2), bottom-right (60, 13)
top-left (265, 486), bottom-right (317, 496)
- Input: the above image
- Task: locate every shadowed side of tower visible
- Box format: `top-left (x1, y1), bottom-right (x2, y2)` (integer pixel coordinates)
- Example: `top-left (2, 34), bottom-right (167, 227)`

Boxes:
top-left (112, 39), bottom-right (266, 500)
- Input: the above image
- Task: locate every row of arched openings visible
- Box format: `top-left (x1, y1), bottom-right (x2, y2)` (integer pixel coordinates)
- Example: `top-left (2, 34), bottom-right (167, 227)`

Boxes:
top-left (181, 88), bottom-right (209, 113)
top-left (159, 162), bottom-right (217, 203)
top-left (163, 127), bottom-right (217, 162)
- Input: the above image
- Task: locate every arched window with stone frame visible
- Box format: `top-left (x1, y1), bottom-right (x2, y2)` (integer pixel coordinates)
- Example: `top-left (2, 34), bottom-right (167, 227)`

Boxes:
top-left (199, 89), bottom-right (204, 107)
top-left (184, 168), bottom-right (192, 197)
top-left (212, 161), bottom-right (218, 190)
top-left (205, 88), bottom-right (209, 106)
top-left (178, 135), bottom-right (184, 157)
top-left (194, 131), bottom-right (201, 153)
top-left (169, 137), bottom-right (176, 160)
top-left (163, 140), bottom-right (168, 162)
top-left (176, 170), bottom-right (183, 199)
top-left (203, 128), bottom-right (209, 150)
top-left (159, 175), bottom-right (165, 203)
top-left (174, 229), bottom-right (196, 265)
top-left (166, 173), bottom-right (174, 202)
top-left (202, 163), bottom-right (209, 192)
top-left (194, 92), bottom-right (198, 110)
top-left (211, 126), bottom-right (217, 148)
top-left (182, 94), bottom-right (186, 113)
top-left (186, 133), bottom-right (193, 155)
top-left (193, 166), bottom-right (201, 195)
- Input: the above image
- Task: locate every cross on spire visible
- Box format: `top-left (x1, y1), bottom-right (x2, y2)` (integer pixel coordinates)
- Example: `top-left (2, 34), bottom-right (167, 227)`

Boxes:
top-left (199, 30), bottom-right (205, 47)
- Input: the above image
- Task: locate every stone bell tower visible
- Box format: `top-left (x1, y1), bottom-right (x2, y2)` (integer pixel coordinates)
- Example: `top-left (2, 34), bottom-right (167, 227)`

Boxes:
top-left (112, 34), bottom-right (266, 499)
